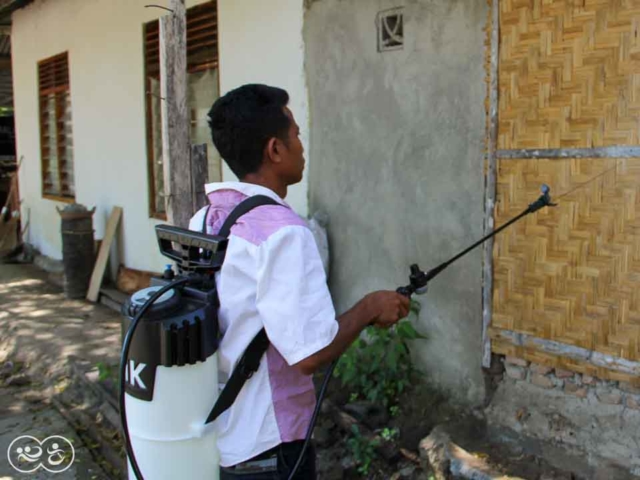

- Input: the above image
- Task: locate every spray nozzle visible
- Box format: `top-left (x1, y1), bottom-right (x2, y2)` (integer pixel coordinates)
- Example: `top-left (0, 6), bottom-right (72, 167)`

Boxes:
top-left (527, 183), bottom-right (557, 213)
top-left (396, 264), bottom-right (429, 297)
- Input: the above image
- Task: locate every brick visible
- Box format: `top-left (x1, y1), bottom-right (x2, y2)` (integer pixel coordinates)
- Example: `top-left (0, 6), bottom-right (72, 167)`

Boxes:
top-left (626, 395), bottom-right (640, 410)
top-left (505, 356), bottom-right (529, 368)
top-left (596, 389), bottom-right (622, 405)
top-left (597, 380), bottom-right (618, 389)
top-left (505, 364), bottom-right (526, 381)
top-left (564, 382), bottom-right (588, 398)
top-left (582, 375), bottom-right (597, 385)
top-left (531, 373), bottom-right (555, 389)
top-left (530, 363), bottom-right (553, 375)
top-left (618, 382), bottom-right (640, 395)
top-left (555, 368), bottom-right (575, 379)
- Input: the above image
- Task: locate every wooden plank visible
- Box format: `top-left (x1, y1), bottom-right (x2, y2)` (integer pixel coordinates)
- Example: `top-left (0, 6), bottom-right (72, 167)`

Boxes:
top-left (144, 76), bottom-right (158, 218)
top-left (491, 328), bottom-right (640, 378)
top-left (190, 143), bottom-right (208, 213)
top-left (86, 207), bottom-right (123, 302)
top-left (482, 0), bottom-right (499, 369)
top-left (160, 0), bottom-right (191, 228)
top-left (498, 146), bottom-right (640, 159)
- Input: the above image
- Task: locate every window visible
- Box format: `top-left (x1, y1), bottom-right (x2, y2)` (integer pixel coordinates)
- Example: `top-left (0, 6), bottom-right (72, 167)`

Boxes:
top-left (38, 52), bottom-right (74, 200)
top-left (377, 7), bottom-right (404, 52)
top-left (145, 0), bottom-right (220, 218)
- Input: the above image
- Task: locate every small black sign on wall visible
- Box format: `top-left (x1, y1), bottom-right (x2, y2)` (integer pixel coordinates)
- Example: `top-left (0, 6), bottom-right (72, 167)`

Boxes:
top-left (377, 7), bottom-right (404, 52)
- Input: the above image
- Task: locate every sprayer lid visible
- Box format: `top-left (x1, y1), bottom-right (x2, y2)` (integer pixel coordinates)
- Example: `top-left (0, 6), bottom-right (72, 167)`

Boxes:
top-left (131, 287), bottom-right (176, 306)
top-left (125, 286), bottom-right (182, 321)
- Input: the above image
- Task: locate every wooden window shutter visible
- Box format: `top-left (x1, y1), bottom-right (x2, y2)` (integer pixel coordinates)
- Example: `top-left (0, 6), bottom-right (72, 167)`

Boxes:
top-left (38, 52), bottom-right (74, 200)
top-left (144, 0), bottom-right (218, 79)
top-left (185, 1), bottom-right (218, 73)
top-left (144, 0), bottom-right (218, 218)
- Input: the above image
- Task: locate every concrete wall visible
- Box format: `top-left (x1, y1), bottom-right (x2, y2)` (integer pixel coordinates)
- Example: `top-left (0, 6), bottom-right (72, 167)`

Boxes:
top-left (217, 0), bottom-right (310, 216)
top-left (12, 0), bottom-right (310, 274)
top-left (304, 0), bottom-right (488, 405)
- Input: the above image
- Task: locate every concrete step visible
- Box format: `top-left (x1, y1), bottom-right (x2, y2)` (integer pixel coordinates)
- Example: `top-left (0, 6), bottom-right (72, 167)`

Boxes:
top-left (100, 287), bottom-right (128, 313)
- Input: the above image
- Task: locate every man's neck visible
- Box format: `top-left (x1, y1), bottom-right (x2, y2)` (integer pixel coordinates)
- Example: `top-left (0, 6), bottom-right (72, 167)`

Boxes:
top-left (241, 173), bottom-right (287, 199)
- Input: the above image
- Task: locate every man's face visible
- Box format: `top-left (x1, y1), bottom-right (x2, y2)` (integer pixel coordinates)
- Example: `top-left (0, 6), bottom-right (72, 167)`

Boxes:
top-left (279, 107), bottom-right (305, 185)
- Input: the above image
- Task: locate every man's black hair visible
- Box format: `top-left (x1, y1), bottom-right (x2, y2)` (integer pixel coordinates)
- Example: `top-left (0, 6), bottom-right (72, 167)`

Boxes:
top-left (207, 84), bottom-right (291, 179)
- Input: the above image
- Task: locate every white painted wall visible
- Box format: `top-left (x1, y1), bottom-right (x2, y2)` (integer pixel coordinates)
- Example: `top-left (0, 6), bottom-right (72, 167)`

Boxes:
top-left (12, 0), bottom-right (312, 275)
top-left (217, 0), bottom-right (309, 216)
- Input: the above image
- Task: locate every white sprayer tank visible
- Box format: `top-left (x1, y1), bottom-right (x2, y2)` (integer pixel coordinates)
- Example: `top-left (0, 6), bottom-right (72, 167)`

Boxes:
top-left (122, 286), bottom-right (221, 480)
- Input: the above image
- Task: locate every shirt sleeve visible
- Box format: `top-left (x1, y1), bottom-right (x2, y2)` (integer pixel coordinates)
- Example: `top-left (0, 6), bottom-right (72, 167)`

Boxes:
top-left (255, 225), bottom-right (339, 366)
top-left (188, 206), bottom-right (209, 233)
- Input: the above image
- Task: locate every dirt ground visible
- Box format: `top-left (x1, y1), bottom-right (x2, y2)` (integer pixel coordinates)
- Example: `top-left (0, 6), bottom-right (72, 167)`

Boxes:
top-left (0, 364), bottom-right (111, 479)
top-left (317, 379), bottom-right (589, 480)
top-left (0, 263), bottom-right (123, 478)
top-left (1, 262), bottom-right (634, 480)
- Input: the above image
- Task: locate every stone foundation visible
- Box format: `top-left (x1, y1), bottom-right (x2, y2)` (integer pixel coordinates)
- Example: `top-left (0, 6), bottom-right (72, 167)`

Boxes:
top-left (502, 356), bottom-right (640, 410)
top-left (485, 356), bottom-right (640, 478)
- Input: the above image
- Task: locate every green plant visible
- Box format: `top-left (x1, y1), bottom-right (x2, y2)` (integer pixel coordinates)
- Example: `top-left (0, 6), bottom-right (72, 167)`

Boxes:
top-left (334, 300), bottom-right (425, 409)
top-left (379, 427), bottom-right (399, 442)
top-left (96, 362), bottom-right (118, 383)
top-left (347, 425), bottom-right (379, 476)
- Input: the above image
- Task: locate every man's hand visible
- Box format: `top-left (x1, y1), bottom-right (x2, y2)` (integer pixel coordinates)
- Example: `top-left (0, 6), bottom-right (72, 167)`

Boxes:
top-left (293, 290), bottom-right (412, 375)
top-left (364, 291), bottom-right (411, 328)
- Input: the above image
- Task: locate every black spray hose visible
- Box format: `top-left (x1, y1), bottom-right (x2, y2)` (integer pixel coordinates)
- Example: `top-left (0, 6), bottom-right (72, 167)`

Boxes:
top-left (119, 277), bottom-right (190, 480)
top-left (287, 359), bottom-right (338, 480)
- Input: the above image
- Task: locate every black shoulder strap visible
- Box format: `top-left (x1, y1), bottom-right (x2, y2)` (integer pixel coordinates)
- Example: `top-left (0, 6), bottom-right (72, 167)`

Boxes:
top-left (218, 195), bottom-right (279, 237)
top-left (201, 205), bottom-right (212, 234)
top-left (206, 329), bottom-right (269, 424)
top-left (205, 194), bottom-right (281, 425)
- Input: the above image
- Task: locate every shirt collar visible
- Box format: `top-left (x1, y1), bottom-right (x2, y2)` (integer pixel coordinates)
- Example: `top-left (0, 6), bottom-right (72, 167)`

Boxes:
top-left (204, 181), bottom-right (290, 208)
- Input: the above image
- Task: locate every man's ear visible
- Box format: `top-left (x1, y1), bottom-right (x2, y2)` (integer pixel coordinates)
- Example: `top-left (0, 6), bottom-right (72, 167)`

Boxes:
top-left (265, 137), bottom-right (282, 164)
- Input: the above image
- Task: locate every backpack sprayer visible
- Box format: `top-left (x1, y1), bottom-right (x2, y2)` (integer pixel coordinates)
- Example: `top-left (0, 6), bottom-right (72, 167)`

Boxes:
top-left (119, 185), bottom-right (555, 480)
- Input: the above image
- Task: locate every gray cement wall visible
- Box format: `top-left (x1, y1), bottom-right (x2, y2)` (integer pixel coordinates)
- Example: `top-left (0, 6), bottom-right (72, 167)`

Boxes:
top-left (304, 0), bottom-right (489, 405)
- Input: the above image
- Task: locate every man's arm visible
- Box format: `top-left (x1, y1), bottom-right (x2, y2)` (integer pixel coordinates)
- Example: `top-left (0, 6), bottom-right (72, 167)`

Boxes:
top-left (293, 291), bottom-right (410, 375)
top-left (254, 225), bottom-right (410, 376)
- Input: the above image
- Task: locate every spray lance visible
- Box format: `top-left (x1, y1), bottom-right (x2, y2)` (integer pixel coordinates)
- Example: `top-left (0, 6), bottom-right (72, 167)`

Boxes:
top-left (396, 184), bottom-right (556, 297)
top-left (119, 185), bottom-right (556, 480)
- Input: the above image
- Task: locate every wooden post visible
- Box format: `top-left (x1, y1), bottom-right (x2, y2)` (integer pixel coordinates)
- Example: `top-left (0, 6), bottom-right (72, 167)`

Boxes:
top-left (159, 0), bottom-right (191, 228)
top-left (191, 143), bottom-right (209, 213)
top-left (481, 0), bottom-right (500, 369)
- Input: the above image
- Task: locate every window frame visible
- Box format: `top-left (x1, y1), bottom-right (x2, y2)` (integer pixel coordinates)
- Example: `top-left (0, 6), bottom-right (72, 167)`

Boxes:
top-left (38, 51), bottom-right (75, 203)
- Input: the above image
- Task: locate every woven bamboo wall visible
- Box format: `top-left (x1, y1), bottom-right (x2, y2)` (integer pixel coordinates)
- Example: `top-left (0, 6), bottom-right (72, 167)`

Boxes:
top-left (498, 0), bottom-right (640, 150)
top-left (491, 158), bottom-right (640, 363)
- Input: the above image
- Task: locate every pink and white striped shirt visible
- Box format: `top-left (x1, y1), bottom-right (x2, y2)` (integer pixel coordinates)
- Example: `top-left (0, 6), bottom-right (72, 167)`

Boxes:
top-left (189, 182), bottom-right (338, 467)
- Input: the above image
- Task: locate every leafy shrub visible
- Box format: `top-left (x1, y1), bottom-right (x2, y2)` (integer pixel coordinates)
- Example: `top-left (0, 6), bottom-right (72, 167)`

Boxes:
top-left (334, 300), bottom-right (425, 410)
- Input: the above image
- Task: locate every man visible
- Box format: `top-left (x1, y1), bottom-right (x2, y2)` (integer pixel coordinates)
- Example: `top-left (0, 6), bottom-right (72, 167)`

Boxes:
top-left (189, 84), bottom-right (410, 479)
